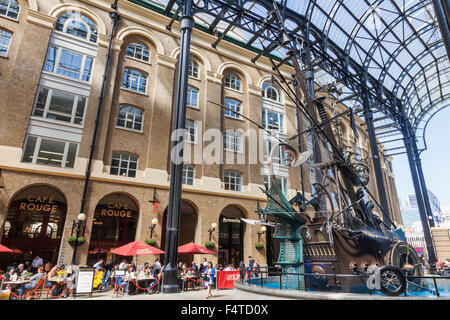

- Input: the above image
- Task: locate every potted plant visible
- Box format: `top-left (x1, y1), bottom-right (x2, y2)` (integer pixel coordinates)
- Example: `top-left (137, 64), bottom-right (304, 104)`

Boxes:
top-left (205, 242), bottom-right (216, 249)
top-left (67, 236), bottom-right (86, 246)
top-left (255, 243), bottom-right (264, 250)
top-left (145, 239), bottom-right (157, 246)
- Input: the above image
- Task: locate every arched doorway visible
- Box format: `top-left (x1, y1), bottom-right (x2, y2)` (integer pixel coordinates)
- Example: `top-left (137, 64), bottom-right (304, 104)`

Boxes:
top-left (88, 193), bottom-right (139, 265)
top-left (161, 200), bottom-right (197, 264)
top-left (1, 185), bottom-right (67, 268)
top-left (218, 205), bottom-right (245, 268)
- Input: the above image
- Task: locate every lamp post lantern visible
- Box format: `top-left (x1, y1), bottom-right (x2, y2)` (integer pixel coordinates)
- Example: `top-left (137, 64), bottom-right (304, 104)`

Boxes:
top-left (208, 223), bottom-right (217, 242)
top-left (257, 226), bottom-right (266, 242)
top-left (149, 218), bottom-right (158, 239)
top-left (71, 213), bottom-right (86, 265)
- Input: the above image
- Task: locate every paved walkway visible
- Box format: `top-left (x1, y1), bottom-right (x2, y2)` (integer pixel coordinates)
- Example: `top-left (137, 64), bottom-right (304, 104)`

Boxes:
top-left (69, 288), bottom-right (235, 300)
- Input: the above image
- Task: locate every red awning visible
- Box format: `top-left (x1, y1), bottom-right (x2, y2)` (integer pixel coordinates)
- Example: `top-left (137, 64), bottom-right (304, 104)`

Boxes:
top-left (0, 244), bottom-right (13, 253)
top-left (178, 242), bottom-right (215, 254)
top-left (111, 241), bottom-right (164, 256)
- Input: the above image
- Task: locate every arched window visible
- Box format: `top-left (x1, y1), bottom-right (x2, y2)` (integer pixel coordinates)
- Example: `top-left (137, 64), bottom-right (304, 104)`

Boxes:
top-left (262, 82), bottom-right (281, 102)
top-left (224, 74), bottom-right (241, 91)
top-left (55, 12), bottom-right (98, 43)
top-left (188, 60), bottom-right (199, 78)
top-left (0, 29), bottom-right (12, 56)
top-left (117, 105), bottom-right (143, 131)
top-left (126, 42), bottom-right (150, 62)
top-left (0, 0), bottom-right (19, 19)
top-left (122, 68), bottom-right (148, 93)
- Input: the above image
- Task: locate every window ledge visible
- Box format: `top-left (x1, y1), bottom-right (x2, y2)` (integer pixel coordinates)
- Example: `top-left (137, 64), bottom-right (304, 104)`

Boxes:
top-left (41, 71), bottom-right (93, 86)
top-left (224, 87), bottom-right (243, 94)
top-left (188, 75), bottom-right (201, 81)
top-left (0, 15), bottom-right (19, 23)
top-left (120, 87), bottom-right (149, 97)
top-left (126, 56), bottom-right (152, 66)
top-left (187, 105), bottom-right (200, 110)
top-left (224, 115), bottom-right (244, 122)
top-left (115, 126), bottom-right (144, 134)
top-left (29, 116), bottom-right (84, 129)
top-left (0, 54), bottom-right (8, 60)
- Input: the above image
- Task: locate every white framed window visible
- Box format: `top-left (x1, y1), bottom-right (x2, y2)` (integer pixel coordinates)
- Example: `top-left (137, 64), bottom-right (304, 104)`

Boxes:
top-left (188, 60), bottom-right (199, 78)
top-left (110, 152), bottom-right (138, 178)
top-left (32, 87), bottom-right (87, 125)
top-left (187, 86), bottom-right (199, 108)
top-left (22, 135), bottom-right (78, 168)
top-left (263, 138), bottom-right (287, 165)
top-left (182, 164), bottom-right (195, 185)
top-left (126, 42), bottom-right (150, 62)
top-left (305, 120), bottom-right (314, 163)
top-left (264, 175), bottom-right (288, 196)
top-left (224, 130), bottom-right (243, 152)
top-left (224, 98), bottom-right (241, 119)
top-left (43, 45), bottom-right (94, 82)
top-left (224, 170), bottom-right (242, 191)
top-left (224, 74), bottom-right (241, 91)
top-left (117, 105), bottom-right (143, 131)
top-left (0, 0), bottom-right (19, 20)
top-left (185, 120), bottom-right (197, 143)
top-left (122, 68), bottom-right (148, 93)
top-left (54, 12), bottom-right (98, 43)
top-left (262, 82), bottom-right (281, 102)
top-left (262, 108), bottom-right (284, 133)
top-left (0, 29), bottom-right (12, 56)
top-left (309, 167), bottom-right (316, 194)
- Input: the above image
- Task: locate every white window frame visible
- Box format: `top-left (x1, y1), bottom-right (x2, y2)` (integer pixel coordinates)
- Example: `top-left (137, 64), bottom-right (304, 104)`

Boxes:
top-left (188, 60), bottom-right (199, 79)
top-left (116, 105), bottom-right (144, 132)
top-left (262, 82), bottom-right (281, 102)
top-left (187, 86), bottom-right (199, 108)
top-left (224, 130), bottom-right (243, 153)
top-left (32, 86), bottom-right (87, 126)
top-left (0, 28), bottom-right (12, 57)
top-left (22, 135), bottom-right (78, 168)
top-left (224, 74), bottom-right (241, 91)
top-left (182, 164), bottom-right (195, 185)
top-left (0, 0), bottom-right (19, 20)
top-left (224, 170), bottom-right (242, 191)
top-left (126, 42), bottom-right (150, 63)
top-left (185, 120), bottom-right (197, 143)
top-left (224, 98), bottom-right (242, 119)
top-left (262, 108), bottom-right (285, 134)
top-left (43, 45), bottom-right (94, 82)
top-left (122, 67), bottom-right (148, 94)
top-left (110, 152), bottom-right (138, 178)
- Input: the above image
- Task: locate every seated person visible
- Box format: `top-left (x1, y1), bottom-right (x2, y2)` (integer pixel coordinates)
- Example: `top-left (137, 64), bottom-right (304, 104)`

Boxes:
top-left (5, 267), bottom-right (17, 281)
top-left (18, 267), bottom-right (45, 300)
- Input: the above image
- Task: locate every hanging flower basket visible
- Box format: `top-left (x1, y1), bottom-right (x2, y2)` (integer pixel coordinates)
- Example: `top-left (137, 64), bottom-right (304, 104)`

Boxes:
top-left (255, 243), bottom-right (264, 250)
top-left (67, 237), bottom-right (86, 246)
top-left (205, 242), bottom-right (216, 250)
top-left (145, 239), bottom-right (157, 246)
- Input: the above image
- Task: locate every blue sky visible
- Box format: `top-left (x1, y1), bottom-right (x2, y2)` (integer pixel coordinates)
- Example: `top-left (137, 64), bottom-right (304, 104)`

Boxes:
top-left (392, 107), bottom-right (450, 206)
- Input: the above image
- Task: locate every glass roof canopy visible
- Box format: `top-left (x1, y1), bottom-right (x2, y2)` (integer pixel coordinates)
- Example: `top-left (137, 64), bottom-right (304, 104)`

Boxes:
top-left (130, 0), bottom-right (449, 155)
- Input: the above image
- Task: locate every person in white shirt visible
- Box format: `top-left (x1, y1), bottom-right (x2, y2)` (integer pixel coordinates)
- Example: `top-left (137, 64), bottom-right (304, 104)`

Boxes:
top-left (119, 259), bottom-right (128, 270)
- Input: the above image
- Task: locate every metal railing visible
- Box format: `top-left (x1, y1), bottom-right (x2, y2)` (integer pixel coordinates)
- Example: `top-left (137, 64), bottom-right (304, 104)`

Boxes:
top-left (240, 266), bottom-right (450, 298)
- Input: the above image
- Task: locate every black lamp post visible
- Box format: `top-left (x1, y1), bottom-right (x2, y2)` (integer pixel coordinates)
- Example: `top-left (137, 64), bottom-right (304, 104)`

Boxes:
top-left (149, 218), bottom-right (158, 239)
top-left (71, 213), bottom-right (86, 265)
top-left (208, 223), bottom-right (217, 242)
top-left (257, 226), bottom-right (267, 242)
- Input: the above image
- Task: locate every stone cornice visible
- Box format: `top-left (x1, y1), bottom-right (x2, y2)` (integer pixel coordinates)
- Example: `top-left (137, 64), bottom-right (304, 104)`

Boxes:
top-left (156, 54), bottom-right (177, 69)
top-left (248, 84), bottom-right (262, 96)
top-left (26, 9), bottom-right (56, 29)
top-left (206, 72), bottom-right (223, 84)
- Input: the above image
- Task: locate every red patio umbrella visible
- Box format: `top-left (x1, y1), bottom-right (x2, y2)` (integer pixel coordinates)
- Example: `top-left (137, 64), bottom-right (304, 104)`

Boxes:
top-left (0, 244), bottom-right (13, 253)
top-left (178, 242), bottom-right (215, 255)
top-left (88, 248), bottom-right (109, 254)
top-left (11, 248), bottom-right (22, 254)
top-left (111, 241), bottom-right (164, 256)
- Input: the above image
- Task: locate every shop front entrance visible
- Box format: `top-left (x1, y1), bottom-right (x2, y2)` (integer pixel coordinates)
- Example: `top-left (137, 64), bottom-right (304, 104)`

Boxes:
top-left (218, 205), bottom-right (245, 268)
top-left (1, 185), bottom-right (67, 269)
top-left (88, 193), bottom-right (139, 265)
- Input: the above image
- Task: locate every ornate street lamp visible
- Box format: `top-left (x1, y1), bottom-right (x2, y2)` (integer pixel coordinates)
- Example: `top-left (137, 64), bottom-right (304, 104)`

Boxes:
top-left (257, 226), bottom-right (267, 242)
top-left (208, 222), bottom-right (217, 242)
top-left (71, 213), bottom-right (86, 265)
top-left (149, 218), bottom-right (158, 239)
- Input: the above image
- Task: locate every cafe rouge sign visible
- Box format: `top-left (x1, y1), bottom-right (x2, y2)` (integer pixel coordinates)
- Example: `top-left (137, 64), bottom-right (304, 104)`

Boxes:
top-left (97, 203), bottom-right (136, 218)
top-left (19, 196), bottom-right (60, 213)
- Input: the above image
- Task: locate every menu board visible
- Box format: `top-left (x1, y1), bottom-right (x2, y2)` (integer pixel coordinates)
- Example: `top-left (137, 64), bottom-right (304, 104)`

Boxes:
top-left (76, 267), bottom-right (95, 294)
